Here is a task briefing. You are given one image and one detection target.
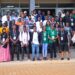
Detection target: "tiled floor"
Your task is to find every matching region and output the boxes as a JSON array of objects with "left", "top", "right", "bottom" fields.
[{"left": 0, "top": 60, "right": 75, "bottom": 75}]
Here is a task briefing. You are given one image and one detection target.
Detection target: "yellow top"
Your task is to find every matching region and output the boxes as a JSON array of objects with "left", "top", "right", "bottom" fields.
[
  {"left": 0, "top": 27, "right": 9, "bottom": 34},
  {"left": 0, "top": 27, "right": 2, "bottom": 34}
]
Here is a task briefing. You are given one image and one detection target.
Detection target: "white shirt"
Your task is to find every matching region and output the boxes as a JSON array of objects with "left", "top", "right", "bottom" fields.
[
  {"left": 43, "top": 20, "right": 47, "bottom": 26},
  {"left": 32, "top": 32, "right": 39, "bottom": 44},
  {"left": 19, "top": 25, "right": 24, "bottom": 32},
  {"left": 2, "top": 15, "right": 11, "bottom": 24},
  {"left": 61, "top": 13, "right": 65, "bottom": 18},
  {"left": 36, "top": 21, "right": 42, "bottom": 32},
  {"left": 31, "top": 15, "right": 35, "bottom": 23},
  {"left": 19, "top": 31, "right": 30, "bottom": 45}
]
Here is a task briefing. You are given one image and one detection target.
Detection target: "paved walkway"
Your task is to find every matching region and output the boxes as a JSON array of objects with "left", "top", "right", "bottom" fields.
[
  {"left": 0, "top": 48, "right": 75, "bottom": 75},
  {"left": 0, "top": 60, "right": 75, "bottom": 75}
]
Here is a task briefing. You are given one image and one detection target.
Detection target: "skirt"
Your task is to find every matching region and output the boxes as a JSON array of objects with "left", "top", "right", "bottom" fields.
[{"left": 0, "top": 45, "right": 10, "bottom": 62}]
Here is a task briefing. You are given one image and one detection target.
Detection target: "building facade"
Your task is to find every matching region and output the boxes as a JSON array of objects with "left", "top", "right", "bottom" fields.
[{"left": 0, "top": 0, "right": 75, "bottom": 15}]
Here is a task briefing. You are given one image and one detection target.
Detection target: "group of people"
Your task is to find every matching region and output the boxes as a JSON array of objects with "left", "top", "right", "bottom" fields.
[{"left": 0, "top": 9, "right": 75, "bottom": 62}]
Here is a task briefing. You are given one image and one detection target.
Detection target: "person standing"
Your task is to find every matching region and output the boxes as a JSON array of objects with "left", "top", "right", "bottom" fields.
[
  {"left": 10, "top": 25, "right": 19, "bottom": 61},
  {"left": 36, "top": 17, "right": 43, "bottom": 54},
  {"left": 0, "top": 28, "right": 10, "bottom": 62},
  {"left": 64, "top": 22, "right": 72, "bottom": 48},
  {"left": 31, "top": 26, "right": 40, "bottom": 61},
  {"left": 46, "top": 21, "right": 51, "bottom": 33},
  {"left": 19, "top": 26, "right": 30, "bottom": 60},
  {"left": 42, "top": 26, "right": 48, "bottom": 60},
  {"left": 43, "top": 16, "right": 49, "bottom": 26},
  {"left": 27, "top": 15, "right": 34, "bottom": 32},
  {"left": 58, "top": 26, "right": 70, "bottom": 60},
  {"left": 48, "top": 25, "right": 58, "bottom": 59},
  {"left": 36, "top": 17, "right": 42, "bottom": 33}
]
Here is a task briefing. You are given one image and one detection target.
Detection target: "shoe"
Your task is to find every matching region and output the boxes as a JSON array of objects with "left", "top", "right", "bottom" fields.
[
  {"left": 50, "top": 58, "right": 53, "bottom": 60},
  {"left": 61, "top": 58, "right": 64, "bottom": 60},
  {"left": 43, "top": 57, "right": 45, "bottom": 60},
  {"left": 32, "top": 58, "right": 35, "bottom": 61},
  {"left": 67, "top": 58, "right": 70, "bottom": 60},
  {"left": 20, "top": 58, "right": 24, "bottom": 61},
  {"left": 21, "top": 57, "right": 24, "bottom": 61},
  {"left": 37, "top": 58, "right": 41, "bottom": 61},
  {"left": 11, "top": 58, "right": 14, "bottom": 61},
  {"left": 44, "top": 57, "right": 47, "bottom": 60},
  {"left": 11, "top": 59, "right": 14, "bottom": 61},
  {"left": 17, "top": 58, "right": 20, "bottom": 61}
]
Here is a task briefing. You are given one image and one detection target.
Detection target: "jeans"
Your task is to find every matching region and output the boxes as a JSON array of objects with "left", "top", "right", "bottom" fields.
[
  {"left": 42, "top": 43, "right": 48, "bottom": 58},
  {"left": 32, "top": 44, "right": 39, "bottom": 59}
]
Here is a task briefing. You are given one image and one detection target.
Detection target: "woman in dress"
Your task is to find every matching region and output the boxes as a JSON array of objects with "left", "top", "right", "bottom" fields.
[{"left": 0, "top": 28, "right": 10, "bottom": 62}]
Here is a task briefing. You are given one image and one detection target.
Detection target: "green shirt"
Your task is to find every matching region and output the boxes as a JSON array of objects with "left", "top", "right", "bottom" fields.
[
  {"left": 48, "top": 29, "right": 57, "bottom": 43},
  {"left": 42, "top": 31, "right": 48, "bottom": 43},
  {"left": 46, "top": 25, "right": 51, "bottom": 31},
  {"left": 72, "top": 14, "right": 75, "bottom": 19},
  {"left": 46, "top": 25, "right": 51, "bottom": 35}
]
